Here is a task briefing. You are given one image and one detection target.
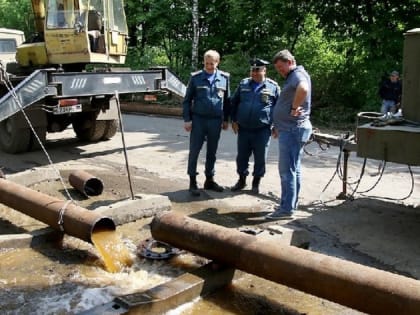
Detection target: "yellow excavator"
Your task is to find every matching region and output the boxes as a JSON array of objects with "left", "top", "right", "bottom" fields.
[
  {"left": 18, "top": 0, "right": 128, "bottom": 71},
  {"left": 0, "top": 0, "right": 185, "bottom": 153}
]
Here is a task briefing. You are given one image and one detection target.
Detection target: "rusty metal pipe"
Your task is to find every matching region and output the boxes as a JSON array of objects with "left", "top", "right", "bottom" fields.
[
  {"left": 151, "top": 211, "right": 420, "bottom": 315},
  {"left": 0, "top": 178, "right": 114, "bottom": 243},
  {"left": 69, "top": 170, "right": 104, "bottom": 196}
]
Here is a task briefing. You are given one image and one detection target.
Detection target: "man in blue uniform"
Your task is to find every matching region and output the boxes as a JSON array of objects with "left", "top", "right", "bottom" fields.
[
  {"left": 183, "top": 50, "right": 230, "bottom": 196},
  {"left": 230, "top": 58, "right": 280, "bottom": 194}
]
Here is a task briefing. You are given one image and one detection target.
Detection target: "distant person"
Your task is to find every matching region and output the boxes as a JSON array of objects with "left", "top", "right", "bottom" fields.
[
  {"left": 379, "top": 70, "right": 402, "bottom": 114},
  {"left": 57, "top": 2, "right": 66, "bottom": 27},
  {"left": 230, "top": 58, "right": 280, "bottom": 194},
  {"left": 266, "top": 49, "right": 312, "bottom": 220},
  {"left": 182, "top": 50, "right": 230, "bottom": 196}
]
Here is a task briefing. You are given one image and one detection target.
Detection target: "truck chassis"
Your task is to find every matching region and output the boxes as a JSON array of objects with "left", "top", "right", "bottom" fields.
[{"left": 0, "top": 67, "right": 186, "bottom": 153}]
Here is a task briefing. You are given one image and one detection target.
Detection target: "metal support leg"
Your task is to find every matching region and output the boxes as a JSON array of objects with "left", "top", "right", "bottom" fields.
[{"left": 337, "top": 149, "right": 351, "bottom": 200}]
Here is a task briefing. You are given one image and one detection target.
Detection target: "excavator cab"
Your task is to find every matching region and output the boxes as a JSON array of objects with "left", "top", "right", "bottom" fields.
[{"left": 16, "top": 0, "right": 128, "bottom": 70}]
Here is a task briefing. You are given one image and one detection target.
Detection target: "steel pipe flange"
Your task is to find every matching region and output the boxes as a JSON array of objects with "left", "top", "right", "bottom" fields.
[{"left": 137, "top": 238, "right": 182, "bottom": 260}]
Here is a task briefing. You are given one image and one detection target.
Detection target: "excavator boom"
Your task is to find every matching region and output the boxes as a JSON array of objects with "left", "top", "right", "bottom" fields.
[{"left": 31, "top": 0, "right": 46, "bottom": 34}]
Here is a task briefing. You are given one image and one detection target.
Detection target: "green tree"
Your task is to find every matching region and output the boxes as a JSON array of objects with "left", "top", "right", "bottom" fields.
[
  {"left": 0, "top": 0, "right": 32, "bottom": 36},
  {"left": 308, "top": 0, "right": 420, "bottom": 112},
  {"left": 125, "top": 0, "right": 193, "bottom": 77}
]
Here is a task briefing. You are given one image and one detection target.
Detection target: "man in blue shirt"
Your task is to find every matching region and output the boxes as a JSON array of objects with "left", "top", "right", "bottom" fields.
[
  {"left": 183, "top": 50, "right": 230, "bottom": 196},
  {"left": 230, "top": 58, "right": 280, "bottom": 194},
  {"left": 266, "top": 50, "right": 312, "bottom": 220}
]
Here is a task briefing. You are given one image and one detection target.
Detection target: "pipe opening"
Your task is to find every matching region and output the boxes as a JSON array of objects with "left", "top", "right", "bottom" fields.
[
  {"left": 90, "top": 217, "right": 116, "bottom": 240},
  {"left": 84, "top": 177, "right": 104, "bottom": 196}
]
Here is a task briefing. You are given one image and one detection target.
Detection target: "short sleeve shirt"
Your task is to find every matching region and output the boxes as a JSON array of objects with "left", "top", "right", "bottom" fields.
[{"left": 273, "top": 65, "right": 311, "bottom": 131}]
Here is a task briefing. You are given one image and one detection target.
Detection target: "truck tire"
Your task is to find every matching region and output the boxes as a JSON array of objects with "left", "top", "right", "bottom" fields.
[
  {"left": 73, "top": 118, "right": 107, "bottom": 142},
  {"left": 102, "top": 120, "right": 119, "bottom": 140},
  {"left": 29, "top": 127, "right": 47, "bottom": 151},
  {"left": 0, "top": 116, "right": 31, "bottom": 153}
]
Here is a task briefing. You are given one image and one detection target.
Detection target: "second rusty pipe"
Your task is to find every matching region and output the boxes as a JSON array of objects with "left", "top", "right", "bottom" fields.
[
  {"left": 69, "top": 170, "right": 104, "bottom": 196},
  {"left": 0, "top": 178, "right": 114, "bottom": 243},
  {"left": 151, "top": 211, "right": 420, "bottom": 315}
]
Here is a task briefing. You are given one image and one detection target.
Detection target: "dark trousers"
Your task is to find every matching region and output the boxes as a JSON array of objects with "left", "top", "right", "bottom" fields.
[
  {"left": 236, "top": 126, "right": 271, "bottom": 177},
  {"left": 188, "top": 115, "right": 222, "bottom": 177}
]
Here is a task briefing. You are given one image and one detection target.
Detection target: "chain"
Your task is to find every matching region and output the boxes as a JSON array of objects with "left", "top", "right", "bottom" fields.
[{"left": 57, "top": 200, "right": 72, "bottom": 231}]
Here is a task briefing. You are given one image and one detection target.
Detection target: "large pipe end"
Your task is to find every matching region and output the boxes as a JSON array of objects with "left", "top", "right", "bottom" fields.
[{"left": 89, "top": 216, "right": 116, "bottom": 243}]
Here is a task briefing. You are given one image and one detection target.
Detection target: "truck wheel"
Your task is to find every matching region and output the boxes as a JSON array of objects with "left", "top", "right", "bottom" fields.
[
  {"left": 102, "top": 120, "right": 119, "bottom": 140},
  {"left": 29, "top": 127, "right": 47, "bottom": 150},
  {"left": 0, "top": 116, "right": 31, "bottom": 153},
  {"left": 73, "top": 118, "right": 107, "bottom": 142}
]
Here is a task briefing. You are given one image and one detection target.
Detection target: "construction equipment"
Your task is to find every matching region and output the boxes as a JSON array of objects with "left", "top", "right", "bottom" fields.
[
  {"left": 0, "top": 0, "right": 186, "bottom": 153},
  {"left": 16, "top": 0, "right": 128, "bottom": 71},
  {"left": 356, "top": 28, "right": 420, "bottom": 166}
]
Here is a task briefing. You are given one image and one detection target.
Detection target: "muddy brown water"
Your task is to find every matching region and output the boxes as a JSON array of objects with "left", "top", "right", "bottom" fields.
[{"left": 0, "top": 173, "right": 361, "bottom": 314}]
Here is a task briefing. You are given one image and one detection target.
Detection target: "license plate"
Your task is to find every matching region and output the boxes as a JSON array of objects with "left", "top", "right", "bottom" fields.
[{"left": 53, "top": 104, "right": 82, "bottom": 115}]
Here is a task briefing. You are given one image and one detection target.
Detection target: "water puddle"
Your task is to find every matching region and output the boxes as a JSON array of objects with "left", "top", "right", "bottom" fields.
[{"left": 0, "top": 236, "right": 184, "bottom": 314}]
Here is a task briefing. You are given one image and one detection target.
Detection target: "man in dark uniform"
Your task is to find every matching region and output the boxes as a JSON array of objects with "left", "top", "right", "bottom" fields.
[
  {"left": 183, "top": 50, "right": 230, "bottom": 196},
  {"left": 230, "top": 58, "right": 280, "bottom": 194}
]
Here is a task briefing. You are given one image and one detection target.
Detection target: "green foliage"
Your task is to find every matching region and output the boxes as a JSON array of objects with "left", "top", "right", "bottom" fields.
[
  {"left": 0, "top": 0, "right": 32, "bottom": 36},
  {"left": 219, "top": 53, "right": 252, "bottom": 89},
  {"left": 311, "top": 105, "right": 358, "bottom": 131},
  {"left": 126, "top": 46, "right": 170, "bottom": 70},
  {"left": 292, "top": 14, "right": 347, "bottom": 108}
]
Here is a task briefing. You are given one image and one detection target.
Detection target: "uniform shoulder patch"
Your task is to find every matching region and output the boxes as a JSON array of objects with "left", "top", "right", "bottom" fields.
[
  {"left": 218, "top": 70, "right": 230, "bottom": 77},
  {"left": 240, "top": 77, "right": 252, "bottom": 84},
  {"left": 190, "top": 70, "right": 202, "bottom": 76},
  {"left": 266, "top": 78, "right": 279, "bottom": 86}
]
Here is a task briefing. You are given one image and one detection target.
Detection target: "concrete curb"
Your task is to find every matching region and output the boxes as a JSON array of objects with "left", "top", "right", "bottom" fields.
[
  {"left": 94, "top": 193, "right": 171, "bottom": 225},
  {"left": 121, "top": 103, "right": 182, "bottom": 117},
  {"left": 0, "top": 228, "right": 63, "bottom": 249}
]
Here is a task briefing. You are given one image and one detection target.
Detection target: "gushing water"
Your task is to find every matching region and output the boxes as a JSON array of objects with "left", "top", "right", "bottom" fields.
[{"left": 91, "top": 228, "right": 134, "bottom": 273}]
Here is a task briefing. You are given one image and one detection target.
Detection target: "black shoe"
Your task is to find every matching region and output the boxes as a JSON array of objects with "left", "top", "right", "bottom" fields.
[
  {"left": 231, "top": 175, "right": 246, "bottom": 192},
  {"left": 189, "top": 176, "right": 200, "bottom": 196},
  {"left": 204, "top": 177, "right": 224, "bottom": 192},
  {"left": 251, "top": 176, "right": 261, "bottom": 194}
]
